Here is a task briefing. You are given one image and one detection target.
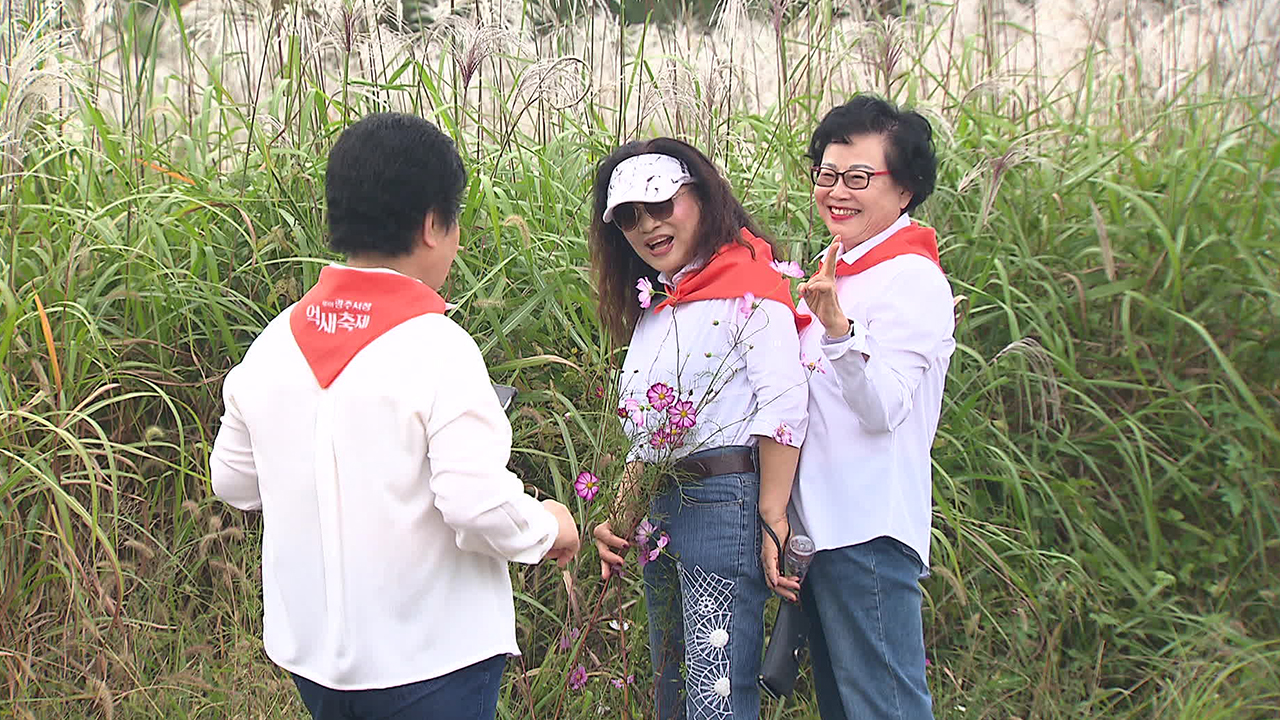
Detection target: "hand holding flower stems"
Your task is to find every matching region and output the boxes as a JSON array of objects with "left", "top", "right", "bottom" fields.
[
  {"left": 594, "top": 521, "right": 630, "bottom": 579},
  {"left": 798, "top": 238, "right": 851, "bottom": 339},
  {"left": 591, "top": 447, "right": 679, "bottom": 581},
  {"left": 592, "top": 461, "right": 644, "bottom": 580},
  {"left": 581, "top": 466, "right": 640, "bottom": 576},
  {"left": 594, "top": 515, "right": 673, "bottom": 580},
  {"left": 577, "top": 470, "right": 631, "bottom": 579}
]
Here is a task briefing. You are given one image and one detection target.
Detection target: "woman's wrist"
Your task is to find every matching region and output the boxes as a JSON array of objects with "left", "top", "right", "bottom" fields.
[
  {"left": 759, "top": 505, "right": 788, "bottom": 524},
  {"left": 822, "top": 316, "right": 851, "bottom": 339}
]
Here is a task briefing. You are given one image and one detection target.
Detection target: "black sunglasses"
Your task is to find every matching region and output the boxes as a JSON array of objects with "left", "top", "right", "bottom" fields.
[{"left": 612, "top": 187, "right": 691, "bottom": 232}]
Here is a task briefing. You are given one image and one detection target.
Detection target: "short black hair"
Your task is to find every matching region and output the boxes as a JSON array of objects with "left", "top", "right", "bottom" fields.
[
  {"left": 325, "top": 113, "right": 467, "bottom": 257},
  {"left": 807, "top": 94, "right": 937, "bottom": 213}
]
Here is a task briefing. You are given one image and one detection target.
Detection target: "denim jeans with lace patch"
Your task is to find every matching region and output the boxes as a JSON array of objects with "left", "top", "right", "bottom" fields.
[{"left": 642, "top": 461, "right": 769, "bottom": 720}]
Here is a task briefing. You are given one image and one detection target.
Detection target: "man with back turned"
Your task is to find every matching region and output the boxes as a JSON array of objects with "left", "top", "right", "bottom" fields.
[{"left": 209, "top": 112, "right": 579, "bottom": 719}]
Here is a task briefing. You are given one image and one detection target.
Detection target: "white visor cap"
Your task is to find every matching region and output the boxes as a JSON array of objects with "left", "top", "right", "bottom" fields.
[{"left": 602, "top": 153, "right": 694, "bottom": 223}]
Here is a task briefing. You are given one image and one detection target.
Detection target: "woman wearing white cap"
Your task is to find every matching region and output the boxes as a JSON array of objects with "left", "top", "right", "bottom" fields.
[{"left": 588, "top": 138, "right": 809, "bottom": 719}]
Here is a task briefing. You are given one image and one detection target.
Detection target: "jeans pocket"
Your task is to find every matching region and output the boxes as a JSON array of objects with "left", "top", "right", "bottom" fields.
[
  {"left": 677, "top": 472, "right": 747, "bottom": 507},
  {"left": 881, "top": 536, "right": 926, "bottom": 577}
]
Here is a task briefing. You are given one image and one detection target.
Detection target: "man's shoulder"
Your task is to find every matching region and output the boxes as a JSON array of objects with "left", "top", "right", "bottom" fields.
[
  {"left": 231, "top": 306, "right": 293, "bottom": 358},
  {"left": 391, "top": 312, "right": 476, "bottom": 349}
]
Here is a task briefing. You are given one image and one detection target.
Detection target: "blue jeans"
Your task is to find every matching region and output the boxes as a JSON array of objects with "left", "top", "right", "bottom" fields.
[
  {"left": 800, "top": 536, "right": 933, "bottom": 720},
  {"left": 291, "top": 655, "right": 506, "bottom": 720},
  {"left": 643, "top": 456, "right": 770, "bottom": 720}
]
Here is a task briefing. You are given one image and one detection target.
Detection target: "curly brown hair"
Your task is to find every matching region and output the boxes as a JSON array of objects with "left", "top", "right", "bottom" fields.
[{"left": 588, "top": 138, "right": 778, "bottom": 345}]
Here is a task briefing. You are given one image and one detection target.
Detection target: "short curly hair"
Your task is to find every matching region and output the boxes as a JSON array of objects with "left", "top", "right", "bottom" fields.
[
  {"left": 325, "top": 113, "right": 467, "bottom": 257},
  {"left": 807, "top": 94, "right": 937, "bottom": 213}
]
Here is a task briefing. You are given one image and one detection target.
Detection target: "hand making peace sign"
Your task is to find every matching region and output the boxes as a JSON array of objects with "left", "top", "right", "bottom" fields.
[{"left": 798, "top": 237, "right": 851, "bottom": 339}]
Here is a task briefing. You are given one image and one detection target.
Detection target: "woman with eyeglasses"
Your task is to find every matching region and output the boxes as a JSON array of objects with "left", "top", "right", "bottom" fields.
[
  {"left": 587, "top": 138, "right": 809, "bottom": 719},
  {"left": 791, "top": 95, "right": 955, "bottom": 720}
]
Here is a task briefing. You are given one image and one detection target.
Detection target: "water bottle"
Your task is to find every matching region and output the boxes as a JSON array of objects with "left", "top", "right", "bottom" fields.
[
  {"left": 758, "top": 534, "right": 815, "bottom": 699},
  {"left": 784, "top": 534, "right": 816, "bottom": 582}
]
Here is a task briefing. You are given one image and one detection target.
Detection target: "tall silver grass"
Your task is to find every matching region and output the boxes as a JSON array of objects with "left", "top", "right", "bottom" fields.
[
  {"left": 0, "top": 11, "right": 77, "bottom": 174},
  {"left": 13, "top": 0, "right": 1278, "bottom": 162}
]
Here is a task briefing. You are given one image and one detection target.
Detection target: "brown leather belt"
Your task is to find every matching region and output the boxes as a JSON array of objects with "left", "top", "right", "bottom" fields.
[{"left": 671, "top": 445, "right": 758, "bottom": 480}]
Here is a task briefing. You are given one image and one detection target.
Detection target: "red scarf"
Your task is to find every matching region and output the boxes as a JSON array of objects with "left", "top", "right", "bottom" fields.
[
  {"left": 289, "top": 266, "right": 447, "bottom": 388},
  {"left": 652, "top": 228, "right": 811, "bottom": 331},
  {"left": 834, "top": 221, "right": 942, "bottom": 276}
]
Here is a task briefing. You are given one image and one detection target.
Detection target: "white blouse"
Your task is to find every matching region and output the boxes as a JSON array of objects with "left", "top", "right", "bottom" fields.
[
  {"left": 793, "top": 215, "right": 956, "bottom": 568},
  {"left": 617, "top": 264, "right": 810, "bottom": 463},
  {"left": 210, "top": 267, "right": 558, "bottom": 690}
]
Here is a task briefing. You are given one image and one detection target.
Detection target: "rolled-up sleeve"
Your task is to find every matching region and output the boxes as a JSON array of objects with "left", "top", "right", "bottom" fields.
[
  {"left": 210, "top": 368, "right": 263, "bottom": 511},
  {"left": 821, "top": 264, "right": 954, "bottom": 433},
  {"left": 422, "top": 324, "right": 558, "bottom": 564},
  {"left": 737, "top": 298, "right": 809, "bottom": 446}
]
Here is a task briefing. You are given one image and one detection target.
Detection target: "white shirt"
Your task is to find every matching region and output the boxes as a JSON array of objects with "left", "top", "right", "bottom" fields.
[
  {"left": 793, "top": 214, "right": 955, "bottom": 568},
  {"left": 618, "top": 262, "right": 809, "bottom": 462},
  {"left": 210, "top": 269, "right": 558, "bottom": 690}
]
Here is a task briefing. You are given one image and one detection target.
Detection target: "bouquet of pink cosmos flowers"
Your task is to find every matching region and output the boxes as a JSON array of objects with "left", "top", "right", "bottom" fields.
[
  {"left": 572, "top": 272, "right": 816, "bottom": 560},
  {"left": 569, "top": 379, "right": 686, "bottom": 568},
  {"left": 617, "top": 380, "right": 700, "bottom": 452}
]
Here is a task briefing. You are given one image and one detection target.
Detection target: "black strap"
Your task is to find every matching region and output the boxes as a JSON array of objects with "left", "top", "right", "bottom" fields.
[{"left": 759, "top": 514, "right": 788, "bottom": 578}]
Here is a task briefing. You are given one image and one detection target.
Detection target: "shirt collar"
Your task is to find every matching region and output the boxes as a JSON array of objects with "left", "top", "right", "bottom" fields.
[
  {"left": 811, "top": 213, "right": 912, "bottom": 266},
  {"left": 329, "top": 263, "right": 458, "bottom": 311},
  {"left": 658, "top": 253, "right": 711, "bottom": 287},
  {"left": 330, "top": 262, "right": 411, "bottom": 277}
]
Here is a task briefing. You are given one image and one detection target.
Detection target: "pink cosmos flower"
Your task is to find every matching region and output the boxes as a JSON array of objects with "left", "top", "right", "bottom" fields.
[
  {"left": 773, "top": 422, "right": 794, "bottom": 446},
  {"left": 667, "top": 400, "right": 697, "bottom": 429},
  {"left": 558, "top": 626, "right": 580, "bottom": 652},
  {"left": 617, "top": 397, "right": 643, "bottom": 424},
  {"left": 636, "top": 277, "right": 654, "bottom": 309},
  {"left": 667, "top": 427, "right": 687, "bottom": 449},
  {"left": 649, "top": 426, "right": 670, "bottom": 449},
  {"left": 611, "top": 675, "right": 636, "bottom": 688},
  {"left": 647, "top": 382, "right": 675, "bottom": 411},
  {"left": 569, "top": 664, "right": 588, "bottom": 691},
  {"left": 634, "top": 519, "right": 657, "bottom": 545},
  {"left": 801, "top": 353, "right": 827, "bottom": 375},
  {"left": 646, "top": 533, "right": 670, "bottom": 563},
  {"left": 739, "top": 292, "right": 758, "bottom": 319},
  {"left": 636, "top": 530, "right": 670, "bottom": 567},
  {"left": 771, "top": 259, "right": 805, "bottom": 278},
  {"left": 574, "top": 471, "right": 601, "bottom": 501}
]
